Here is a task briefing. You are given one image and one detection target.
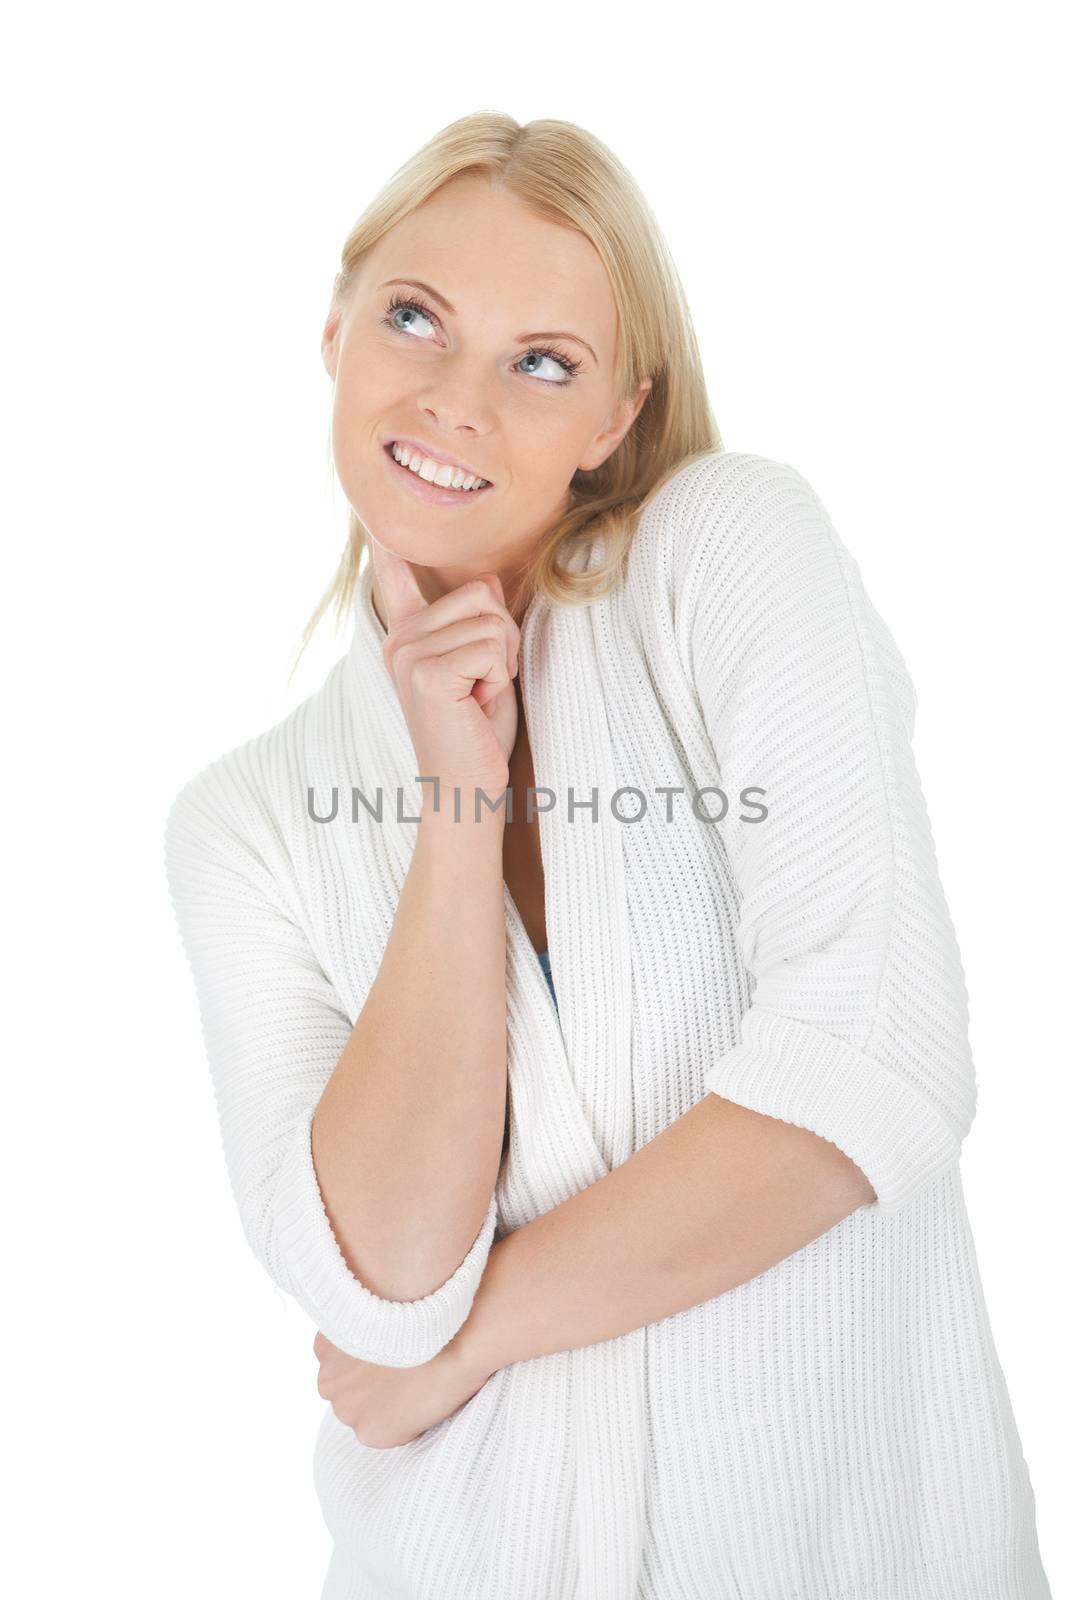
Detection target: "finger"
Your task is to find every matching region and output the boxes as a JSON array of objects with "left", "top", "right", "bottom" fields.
[
  {"left": 420, "top": 639, "right": 513, "bottom": 702},
  {"left": 389, "top": 612, "right": 517, "bottom": 674},
  {"left": 434, "top": 581, "right": 523, "bottom": 671},
  {"left": 369, "top": 538, "right": 429, "bottom": 633},
  {"left": 377, "top": 567, "right": 519, "bottom": 661},
  {"left": 480, "top": 576, "right": 517, "bottom": 671}
]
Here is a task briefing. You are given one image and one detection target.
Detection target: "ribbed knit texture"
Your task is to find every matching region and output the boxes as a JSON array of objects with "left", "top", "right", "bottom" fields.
[{"left": 164, "top": 450, "right": 1050, "bottom": 1599}]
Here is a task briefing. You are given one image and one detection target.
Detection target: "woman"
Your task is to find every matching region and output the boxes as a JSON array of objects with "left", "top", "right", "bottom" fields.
[{"left": 164, "top": 113, "right": 1051, "bottom": 1598}]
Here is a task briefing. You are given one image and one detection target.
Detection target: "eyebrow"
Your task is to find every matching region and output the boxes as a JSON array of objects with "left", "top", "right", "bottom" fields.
[{"left": 377, "top": 277, "right": 599, "bottom": 366}]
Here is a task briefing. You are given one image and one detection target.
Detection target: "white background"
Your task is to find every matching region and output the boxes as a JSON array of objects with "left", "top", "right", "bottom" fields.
[{"left": 4, "top": 1, "right": 1063, "bottom": 1595}]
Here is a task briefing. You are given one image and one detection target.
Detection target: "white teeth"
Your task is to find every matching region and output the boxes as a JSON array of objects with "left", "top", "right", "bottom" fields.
[{"left": 390, "top": 442, "right": 488, "bottom": 491}]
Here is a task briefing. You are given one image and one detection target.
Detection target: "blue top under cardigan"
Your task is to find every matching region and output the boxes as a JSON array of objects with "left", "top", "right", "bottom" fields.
[{"left": 536, "top": 948, "right": 557, "bottom": 1010}]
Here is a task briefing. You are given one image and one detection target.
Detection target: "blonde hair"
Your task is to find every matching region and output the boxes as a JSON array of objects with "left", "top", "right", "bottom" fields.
[{"left": 294, "top": 110, "right": 722, "bottom": 674}]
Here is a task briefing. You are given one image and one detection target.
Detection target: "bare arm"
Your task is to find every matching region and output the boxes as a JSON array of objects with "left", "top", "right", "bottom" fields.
[
  {"left": 311, "top": 800, "right": 509, "bottom": 1305},
  {"left": 453, "top": 1091, "right": 874, "bottom": 1375},
  {"left": 165, "top": 765, "right": 508, "bottom": 1367}
]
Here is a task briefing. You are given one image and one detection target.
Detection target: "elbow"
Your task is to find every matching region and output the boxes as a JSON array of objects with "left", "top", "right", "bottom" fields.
[
  {"left": 703, "top": 1007, "right": 976, "bottom": 1219},
  {"left": 230, "top": 1107, "right": 499, "bottom": 1367},
  {"left": 308, "top": 1109, "right": 490, "bottom": 1307},
  {"left": 830, "top": 1145, "right": 878, "bottom": 1213},
  {"left": 789, "top": 1124, "right": 879, "bottom": 1227},
  {"left": 335, "top": 1229, "right": 491, "bottom": 1310}
]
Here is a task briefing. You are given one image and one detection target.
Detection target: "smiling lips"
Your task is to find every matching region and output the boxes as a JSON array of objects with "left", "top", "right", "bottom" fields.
[{"left": 387, "top": 440, "right": 492, "bottom": 491}]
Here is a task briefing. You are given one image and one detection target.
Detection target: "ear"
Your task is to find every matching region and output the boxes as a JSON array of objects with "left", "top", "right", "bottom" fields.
[
  {"left": 322, "top": 279, "right": 344, "bottom": 381},
  {"left": 577, "top": 377, "right": 654, "bottom": 473}
]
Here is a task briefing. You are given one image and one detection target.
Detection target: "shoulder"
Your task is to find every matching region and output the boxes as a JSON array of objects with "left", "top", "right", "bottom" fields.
[
  {"left": 624, "top": 447, "right": 846, "bottom": 649},
  {"left": 163, "top": 677, "right": 331, "bottom": 900},
  {"left": 641, "top": 449, "right": 917, "bottom": 730},
  {"left": 626, "top": 448, "right": 916, "bottom": 719},
  {"left": 627, "top": 449, "right": 841, "bottom": 602},
  {"left": 636, "top": 447, "right": 838, "bottom": 585}
]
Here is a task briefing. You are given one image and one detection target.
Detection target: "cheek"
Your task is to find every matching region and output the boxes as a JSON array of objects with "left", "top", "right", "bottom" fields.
[
  {"left": 511, "top": 410, "right": 589, "bottom": 484},
  {"left": 330, "top": 368, "right": 393, "bottom": 488},
  {"left": 333, "top": 348, "right": 391, "bottom": 430}
]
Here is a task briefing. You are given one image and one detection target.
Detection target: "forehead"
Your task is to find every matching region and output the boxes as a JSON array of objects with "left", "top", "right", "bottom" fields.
[{"left": 364, "top": 176, "right": 617, "bottom": 333}]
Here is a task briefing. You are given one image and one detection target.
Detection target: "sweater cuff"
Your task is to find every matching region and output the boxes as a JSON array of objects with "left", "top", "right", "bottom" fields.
[
  {"left": 270, "top": 1104, "right": 499, "bottom": 1366},
  {"left": 702, "top": 1008, "right": 962, "bottom": 1214}
]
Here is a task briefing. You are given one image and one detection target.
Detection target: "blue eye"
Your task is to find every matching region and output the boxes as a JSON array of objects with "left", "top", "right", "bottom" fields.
[
  {"left": 380, "top": 291, "right": 582, "bottom": 387},
  {"left": 385, "top": 298, "right": 435, "bottom": 339},
  {"left": 515, "top": 348, "right": 579, "bottom": 385}
]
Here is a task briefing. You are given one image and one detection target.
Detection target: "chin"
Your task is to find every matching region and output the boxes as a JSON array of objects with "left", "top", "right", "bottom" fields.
[{"left": 357, "top": 508, "right": 459, "bottom": 564}]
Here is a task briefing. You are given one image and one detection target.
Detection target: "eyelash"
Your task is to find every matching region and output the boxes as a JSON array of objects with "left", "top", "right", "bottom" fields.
[{"left": 380, "top": 291, "right": 583, "bottom": 386}]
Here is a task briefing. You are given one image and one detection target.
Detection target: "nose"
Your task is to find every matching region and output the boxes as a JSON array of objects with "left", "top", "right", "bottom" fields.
[{"left": 416, "top": 352, "right": 494, "bottom": 438}]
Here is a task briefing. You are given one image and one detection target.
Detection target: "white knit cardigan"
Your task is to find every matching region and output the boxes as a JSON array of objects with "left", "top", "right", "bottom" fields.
[{"left": 164, "top": 450, "right": 1051, "bottom": 1600}]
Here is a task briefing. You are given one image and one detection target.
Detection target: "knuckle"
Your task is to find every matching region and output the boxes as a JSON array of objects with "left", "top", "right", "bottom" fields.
[{"left": 409, "top": 657, "right": 434, "bottom": 694}]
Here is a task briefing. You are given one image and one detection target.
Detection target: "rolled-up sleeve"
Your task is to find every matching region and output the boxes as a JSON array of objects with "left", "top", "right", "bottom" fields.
[
  {"left": 679, "top": 457, "right": 977, "bottom": 1214},
  {"left": 163, "top": 775, "right": 498, "bottom": 1365}
]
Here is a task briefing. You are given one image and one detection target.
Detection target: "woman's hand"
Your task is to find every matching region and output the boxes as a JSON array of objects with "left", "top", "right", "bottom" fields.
[
  {"left": 370, "top": 536, "right": 521, "bottom": 800},
  {"left": 313, "top": 1330, "right": 497, "bottom": 1450}
]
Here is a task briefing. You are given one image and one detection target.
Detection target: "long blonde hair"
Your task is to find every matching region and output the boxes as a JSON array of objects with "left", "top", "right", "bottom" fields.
[{"left": 295, "top": 110, "right": 722, "bottom": 672}]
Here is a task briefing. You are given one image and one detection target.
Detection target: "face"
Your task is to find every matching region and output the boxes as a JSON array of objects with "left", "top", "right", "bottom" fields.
[{"left": 321, "top": 172, "right": 651, "bottom": 618}]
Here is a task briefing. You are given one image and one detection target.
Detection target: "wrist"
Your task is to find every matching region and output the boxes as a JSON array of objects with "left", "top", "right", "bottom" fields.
[
  {"left": 447, "top": 1245, "right": 505, "bottom": 1380},
  {"left": 446, "top": 1319, "right": 500, "bottom": 1385},
  {"left": 416, "top": 786, "right": 510, "bottom": 833}
]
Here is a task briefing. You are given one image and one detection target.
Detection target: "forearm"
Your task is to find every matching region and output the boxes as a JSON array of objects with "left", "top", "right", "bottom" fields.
[
  {"left": 455, "top": 1090, "right": 876, "bottom": 1373},
  {"left": 312, "top": 800, "right": 508, "bottom": 1304}
]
